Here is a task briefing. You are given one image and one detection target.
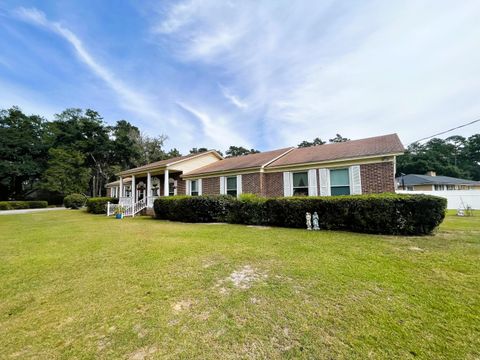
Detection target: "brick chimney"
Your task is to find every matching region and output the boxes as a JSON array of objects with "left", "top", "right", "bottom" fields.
[{"left": 425, "top": 171, "right": 436, "bottom": 177}]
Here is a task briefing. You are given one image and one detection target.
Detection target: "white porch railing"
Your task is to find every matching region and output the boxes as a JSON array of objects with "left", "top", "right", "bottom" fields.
[
  {"left": 119, "top": 196, "right": 131, "bottom": 206},
  {"left": 107, "top": 198, "right": 147, "bottom": 217},
  {"left": 147, "top": 196, "right": 159, "bottom": 208}
]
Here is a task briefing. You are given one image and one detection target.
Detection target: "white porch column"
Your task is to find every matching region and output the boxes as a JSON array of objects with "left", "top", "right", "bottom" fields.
[
  {"left": 164, "top": 169, "right": 169, "bottom": 197},
  {"left": 119, "top": 176, "right": 124, "bottom": 197},
  {"left": 147, "top": 172, "right": 152, "bottom": 207},
  {"left": 131, "top": 175, "right": 136, "bottom": 205}
]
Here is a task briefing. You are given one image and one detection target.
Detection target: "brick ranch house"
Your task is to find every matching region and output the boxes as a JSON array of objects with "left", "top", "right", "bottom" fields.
[{"left": 106, "top": 134, "right": 404, "bottom": 216}]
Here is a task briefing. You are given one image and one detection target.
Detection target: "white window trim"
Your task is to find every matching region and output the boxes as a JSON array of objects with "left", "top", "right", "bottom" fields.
[{"left": 225, "top": 175, "right": 240, "bottom": 197}]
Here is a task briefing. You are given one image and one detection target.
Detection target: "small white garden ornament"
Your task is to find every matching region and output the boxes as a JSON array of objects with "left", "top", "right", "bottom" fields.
[
  {"left": 306, "top": 212, "right": 312, "bottom": 230},
  {"left": 312, "top": 212, "right": 320, "bottom": 231}
]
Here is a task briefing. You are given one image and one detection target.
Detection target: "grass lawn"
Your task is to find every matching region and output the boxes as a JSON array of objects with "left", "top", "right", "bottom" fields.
[{"left": 0, "top": 210, "right": 479, "bottom": 359}]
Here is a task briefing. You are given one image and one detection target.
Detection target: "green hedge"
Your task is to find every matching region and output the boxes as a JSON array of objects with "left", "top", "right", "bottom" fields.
[
  {"left": 64, "top": 194, "right": 86, "bottom": 209},
  {"left": 154, "top": 194, "right": 446, "bottom": 235},
  {"left": 86, "top": 197, "right": 118, "bottom": 214},
  {"left": 0, "top": 200, "right": 48, "bottom": 210},
  {"left": 154, "top": 195, "right": 234, "bottom": 222}
]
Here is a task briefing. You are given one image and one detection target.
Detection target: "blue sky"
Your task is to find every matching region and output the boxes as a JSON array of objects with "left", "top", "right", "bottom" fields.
[{"left": 1, "top": 0, "right": 480, "bottom": 152}]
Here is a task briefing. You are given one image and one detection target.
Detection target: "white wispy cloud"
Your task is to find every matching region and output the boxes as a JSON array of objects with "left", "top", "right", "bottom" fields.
[
  {"left": 219, "top": 85, "right": 248, "bottom": 109},
  {"left": 13, "top": 7, "right": 173, "bottom": 127},
  {"left": 176, "top": 101, "right": 251, "bottom": 149},
  {"left": 153, "top": 0, "right": 480, "bottom": 147}
]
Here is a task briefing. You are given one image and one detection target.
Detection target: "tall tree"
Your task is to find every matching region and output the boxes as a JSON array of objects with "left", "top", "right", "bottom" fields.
[
  {"left": 49, "top": 109, "right": 113, "bottom": 196},
  {"left": 0, "top": 107, "right": 48, "bottom": 200},
  {"left": 329, "top": 134, "right": 350, "bottom": 143},
  {"left": 111, "top": 120, "right": 142, "bottom": 169},
  {"left": 225, "top": 146, "right": 260, "bottom": 158},
  {"left": 298, "top": 137, "right": 326, "bottom": 148},
  {"left": 135, "top": 133, "right": 169, "bottom": 165},
  {"left": 189, "top": 147, "right": 209, "bottom": 154},
  {"left": 39, "top": 148, "right": 91, "bottom": 196}
]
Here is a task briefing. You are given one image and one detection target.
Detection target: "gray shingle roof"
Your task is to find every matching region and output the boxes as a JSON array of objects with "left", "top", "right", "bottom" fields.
[{"left": 397, "top": 174, "right": 480, "bottom": 186}]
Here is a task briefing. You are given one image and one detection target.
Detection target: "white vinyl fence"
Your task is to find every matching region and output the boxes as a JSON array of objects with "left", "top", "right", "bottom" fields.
[{"left": 396, "top": 190, "right": 480, "bottom": 210}]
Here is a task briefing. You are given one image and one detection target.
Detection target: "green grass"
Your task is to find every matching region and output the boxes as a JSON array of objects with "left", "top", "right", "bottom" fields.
[{"left": 0, "top": 211, "right": 479, "bottom": 359}]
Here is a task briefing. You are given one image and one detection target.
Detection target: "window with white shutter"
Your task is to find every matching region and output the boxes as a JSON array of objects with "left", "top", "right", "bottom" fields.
[
  {"left": 349, "top": 166, "right": 362, "bottom": 194},
  {"left": 283, "top": 172, "right": 292, "bottom": 196},
  {"left": 319, "top": 168, "right": 331, "bottom": 196}
]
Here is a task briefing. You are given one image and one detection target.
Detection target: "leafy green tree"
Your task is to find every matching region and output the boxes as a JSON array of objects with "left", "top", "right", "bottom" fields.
[
  {"left": 189, "top": 147, "right": 209, "bottom": 154},
  {"left": 396, "top": 136, "right": 478, "bottom": 179},
  {"left": 225, "top": 146, "right": 260, "bottom": 158},
  {"left": 135, "top": 134, "right": 169, "bottom": 165},
  {"left": 40, "top": 148, "right": 91, "bottom": 196},
  {"left": 49, "top": 109, "right": 113, "bottom": 196},
  {"left": 298, "top": 137, "right": 326, "bottom": 148},
  {"left": 111, "top": 120, "right": 142, "bottom": 169},
  {"left": 329, "top": 134, "right": 350, "bottom": 143},
  {"left": 0, "top": 107, "right": 48, "bottom": 200},
  {"left": 166, "top": 148, "right": 182, "bottom": 158}
]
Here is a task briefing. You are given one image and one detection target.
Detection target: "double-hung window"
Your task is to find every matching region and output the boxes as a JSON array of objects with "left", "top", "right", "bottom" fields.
[
  {"left": 330, "top": 168, "right": 350, "bottom": 195},
  {"left": 226, "top": 176, "right": 237, "bottom": 197},
  {"left": 191, "top": 180, "right": 199, "bottom": 196},
  {"left": 292, "top": 172, "right": 309, "bottom": 196}
]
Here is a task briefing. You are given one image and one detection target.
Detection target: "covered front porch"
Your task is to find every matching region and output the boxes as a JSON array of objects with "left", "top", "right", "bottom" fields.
[
  {"left": 108, "top": 169, "right": 182, "bottom": 209},
  {"left": 105, "top": 151, "right": 222, "bottom": 216}
]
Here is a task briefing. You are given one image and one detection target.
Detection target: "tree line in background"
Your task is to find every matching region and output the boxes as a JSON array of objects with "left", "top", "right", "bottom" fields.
[
  {"left": 1, "top": 106, "right": 479, "bottom": 202},
  {"left": 396, "top": 135, "right": 480, "bottom": 180},
  {"left": 0, "top": 106, "right": 264, "bottom": 202}
]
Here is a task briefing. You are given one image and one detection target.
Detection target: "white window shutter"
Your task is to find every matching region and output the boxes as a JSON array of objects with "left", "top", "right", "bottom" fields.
[
  {"left": 319, "top": 168, "right": 331, "bottom": 196},
  {"left": 308, "top": 169, "right": 318, "bottom": 196},
  {"left": 283, "top": 172, "right": 292, "bottom": 197},
  {"left": 186, "top": 180, "right": 191, "bottom": 195},
  {"left": 220, "top": 176, "right": 226, "bottom": 195},
  {"left": 198, "top": 179, "right": 202, "bottom": 196},
  {"left": 237, "top": 175, "right": 242, "bottom": 196},
  {"left": 349, "top": 165, "right": 362, "bottom": 194}
]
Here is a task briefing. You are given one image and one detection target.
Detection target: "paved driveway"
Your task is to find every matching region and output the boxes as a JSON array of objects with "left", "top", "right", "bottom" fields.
[{"left": 0, "top": 207, "right": 67, "bottom": 215}]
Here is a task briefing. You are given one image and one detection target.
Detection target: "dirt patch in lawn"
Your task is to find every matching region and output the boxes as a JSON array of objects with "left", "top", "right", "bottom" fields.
[
  {"left": 128, "top": 346, "right": 157, "bottom": 360},
  {"left": 172, "top": 299, "right": 196, "bottom": 313},
  {"left": 215, "top": 265, "right": 268, "bottom": 294}
]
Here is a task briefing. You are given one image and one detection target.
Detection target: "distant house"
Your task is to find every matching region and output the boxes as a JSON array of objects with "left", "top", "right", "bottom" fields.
[
  {"left": 396, "top": 172, "right": 480, "bottom": 191},
  {"left": 106, "top": 133, "right": 404, "bottom": 216}
]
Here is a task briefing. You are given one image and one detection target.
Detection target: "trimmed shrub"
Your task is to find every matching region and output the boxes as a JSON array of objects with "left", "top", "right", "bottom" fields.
[
  {"left": 64, "top": 194, "right": 86, "bottom": 209},
  {"left": 153, "top": 194, "right": 446, "bottom": 236},
  {"left": 86, "top": 197, "right": 118, "bottom": 214},
  {"left": 154, "top": 195, "right": 235, "bottom": 222},
  {"left": 25, "top": 201, "right": 48, "bottom": 209},
  {"left": 0, "top": 200, "right": 48, "bottom": 210},
  {"left": 226, "top": 193, "right": 267, "bottom": 225}
]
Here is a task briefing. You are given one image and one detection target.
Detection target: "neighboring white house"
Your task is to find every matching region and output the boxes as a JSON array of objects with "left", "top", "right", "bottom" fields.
[{"left": 396, "top": 172, "right": 480, "bottom": 209}]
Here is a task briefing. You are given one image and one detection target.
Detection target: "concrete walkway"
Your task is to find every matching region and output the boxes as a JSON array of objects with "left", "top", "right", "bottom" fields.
[{"left": 0, "top": 207, "right": 66, "bottom": 215}]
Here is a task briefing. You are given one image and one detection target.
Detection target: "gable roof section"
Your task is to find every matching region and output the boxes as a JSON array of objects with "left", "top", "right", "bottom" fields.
[
  {"left": 183, "top": 147, "right": 294, "bottom": 177},
  {"left": 266, "top": 134, "right": 404, "bottom": 168},
  {"left": 398, "top": 174, "right": 480, "bottom": 186},
  {"left": 117, "top": 150, "right": 222, "bottom": 176}
]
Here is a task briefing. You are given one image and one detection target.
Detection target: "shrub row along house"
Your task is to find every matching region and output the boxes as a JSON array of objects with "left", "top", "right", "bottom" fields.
[{"left": 106, "top": 133, "right": 404, "bottom": 216}]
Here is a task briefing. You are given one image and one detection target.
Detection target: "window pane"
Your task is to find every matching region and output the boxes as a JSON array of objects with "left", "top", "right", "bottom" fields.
[
  {"left": 330, "top": 169, "right": 349, "bottom": 186},
  {"left": 191, "top": 180, "right": 197, "bottom": 192},
  {"left": 227, "top": 176, "right": 237, "bottom": 190},
  {"left": 191, "top": 191, "right": 198, "bottom": 196},
  {"left": 293, "top": 172, "right": 308, "bottom": 187},
  {"left": 227, "top": 190, "right": 237, "bottom": 197},
  {"left": 293, "top": 188, "right": 309, "bottom": 196},
  {"left": 331, "top": 186, "right": 350, "bottom": 196}
]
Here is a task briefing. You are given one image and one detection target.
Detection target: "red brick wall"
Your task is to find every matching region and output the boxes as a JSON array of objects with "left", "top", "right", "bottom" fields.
[
  {"left": 171, "top": 172, "right": 185, "bottom": 195},
  {"left": 360, "top": 162, "right": 395, "bottom": 194},
  {"left": 264, "top": 172, "right": 283, "bottom": 197},
  {"left": 242, "top": 173, "right": 262, "bottom": 195},
  {"left": 202, "top": 177, "right": 220, "bottom": 195}
]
